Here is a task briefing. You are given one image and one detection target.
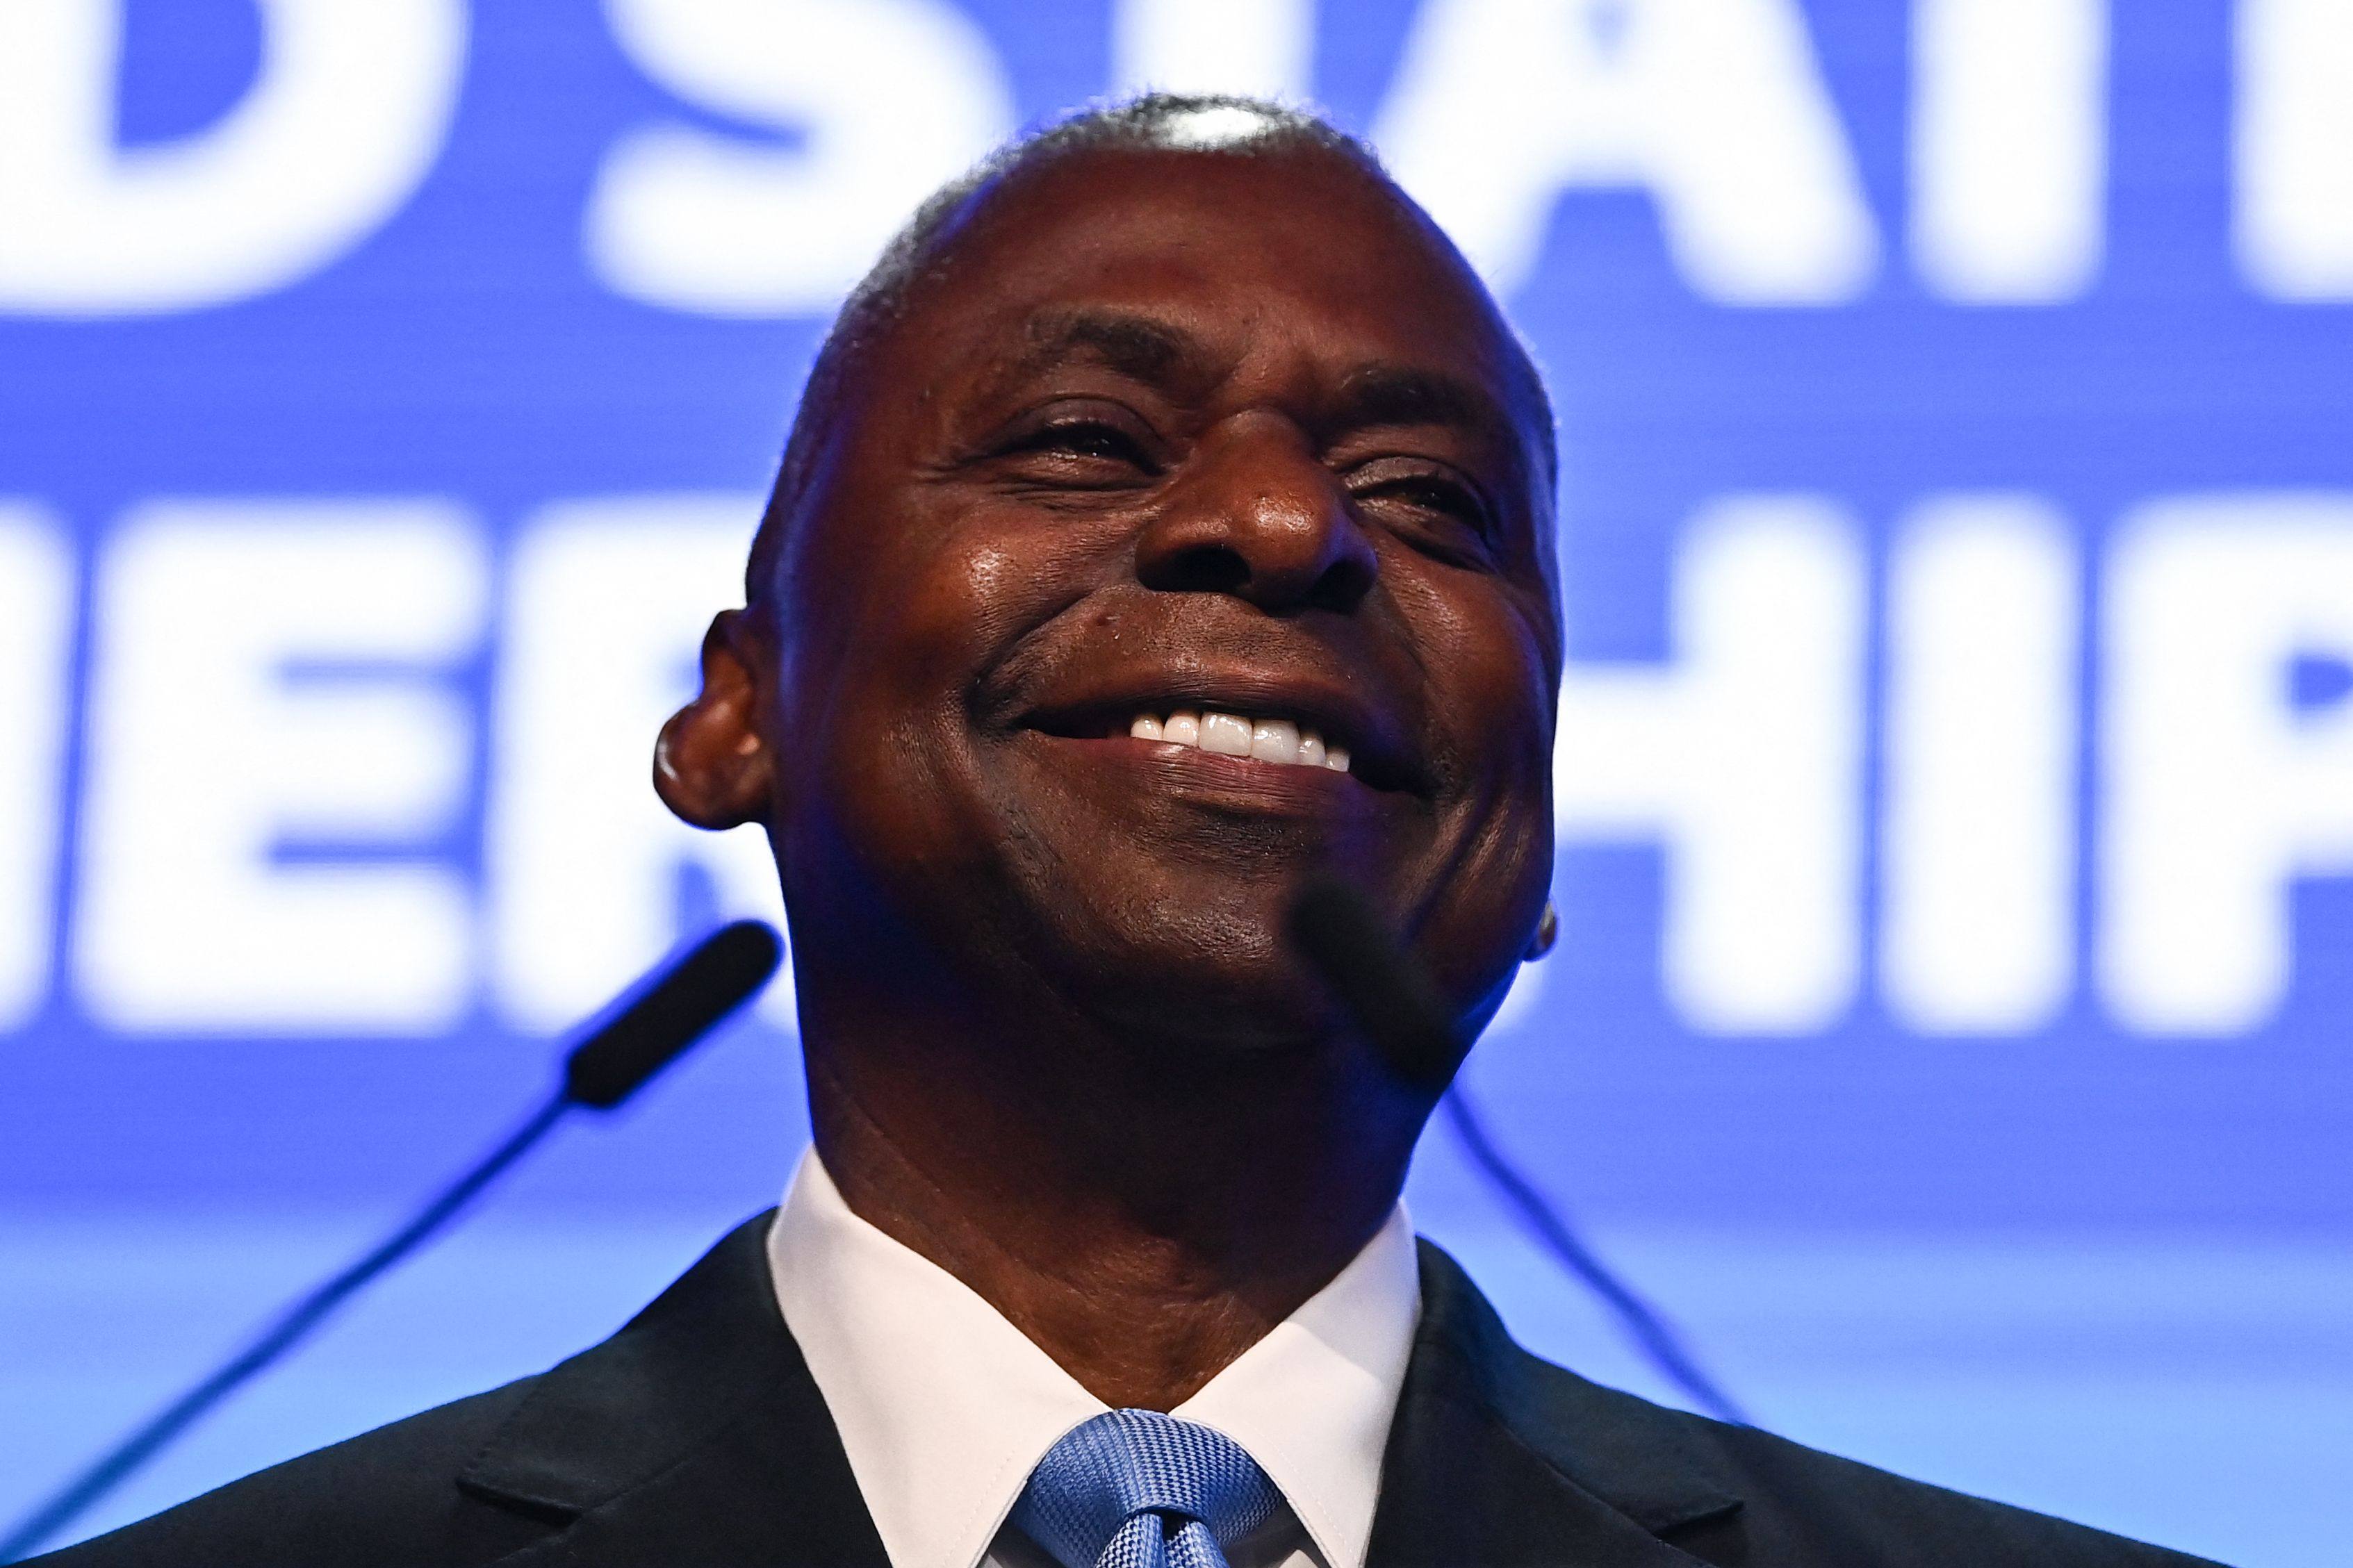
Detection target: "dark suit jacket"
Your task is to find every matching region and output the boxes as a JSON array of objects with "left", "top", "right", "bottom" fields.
[{"left": 37, "top": 1214, "right": 2224, "bottom": 1566}]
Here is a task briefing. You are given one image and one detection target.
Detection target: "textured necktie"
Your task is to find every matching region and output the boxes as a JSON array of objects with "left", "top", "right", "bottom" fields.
[{"left": 1010, "top": 1408, "right": 1287, "bottom": 1568}]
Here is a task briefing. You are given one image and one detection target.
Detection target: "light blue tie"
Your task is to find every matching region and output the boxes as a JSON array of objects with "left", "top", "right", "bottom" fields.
[{"left": 1010, "top": 1409, "right": 1287, "bottom": 1568}]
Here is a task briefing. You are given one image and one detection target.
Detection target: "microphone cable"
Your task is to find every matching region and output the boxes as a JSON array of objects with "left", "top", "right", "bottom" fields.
[
  {"left": 1287, "top": 877, "right": 1752, "bottom": 1428},
  {"left": 1441, "top": 1085, "right": 1751, "bottom": 1426}
]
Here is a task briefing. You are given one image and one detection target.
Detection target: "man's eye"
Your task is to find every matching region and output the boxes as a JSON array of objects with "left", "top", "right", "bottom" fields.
[
  {"left": 1361, "top": 474, "right": 1492, "bottom": 536},
  {"left": 1010, "top": 420, "right": 1152, "bottom": 468}
]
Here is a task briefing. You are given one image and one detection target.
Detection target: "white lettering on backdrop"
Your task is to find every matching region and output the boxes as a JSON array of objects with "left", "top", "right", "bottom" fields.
[
  {"left": 489, "top": 497, "right": 796, "bottom": 1034},
  {"left": 9, "top": 492, "right": 2353, "bottom": 1037},
  {"left": 0, "top": 0, "right": 464, "bottom": 316},
  {"left": 10, "top": 1, "right": 2353, "bottom": 312},
  {"left": 2236, "top": 0, "right": 2353, "bottom": 299},
  {"left": 1375, "top": 0, "right": 1879, "bottom": 303},
  {"left": 2103, "top": 496, "right": 2353, "bottom": 1033},
  {"left": 1880, "top": 496, "right": 2079, "bottom": 1033},
  {"left": 1910, "top": 0, "right": 2108, "bottom": 302},
  {"left": 0, "top": 508, "right": 72, "bottom": 1031},
  {"left": 1552, "top": 497, "right": 1868, "bottom": 1033},
  {"left": 586, "top": 0, "right": 1015, "bottom": 315},
  {"left": 74, "top": 504, "right": 484, "bottom": 1031}
]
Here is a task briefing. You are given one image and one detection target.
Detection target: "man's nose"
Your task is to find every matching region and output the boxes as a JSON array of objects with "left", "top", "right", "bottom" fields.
[{"left": 1133, "top": 422, "right": 1378, "bottom": 614}]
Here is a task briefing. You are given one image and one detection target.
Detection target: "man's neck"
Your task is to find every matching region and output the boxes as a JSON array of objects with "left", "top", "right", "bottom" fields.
[{"left": 798, "top": 989, "right": 1427, "bottom": 1411}]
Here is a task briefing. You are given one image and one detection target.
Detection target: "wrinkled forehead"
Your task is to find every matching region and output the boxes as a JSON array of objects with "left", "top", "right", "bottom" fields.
[{"left": 887, "top": 145, "right": 1554, "bottom": 472}]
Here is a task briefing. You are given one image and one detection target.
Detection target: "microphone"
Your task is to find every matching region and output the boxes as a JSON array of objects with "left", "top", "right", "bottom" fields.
[
  {"left": 1286, "top": 875, "right": 1465, "bottom": 1091},
  {"left": 0, "top": 920, "right": 782, "bottom": 1564},
  {"left": 566, "top": 919, "right": 782, "bottom": 1107},
  {"left": 1283, "top": 878, "right": 1751, "bottom": 1428}
]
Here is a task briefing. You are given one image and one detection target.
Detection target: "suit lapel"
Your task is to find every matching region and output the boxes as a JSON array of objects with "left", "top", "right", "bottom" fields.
[
  {"left": 455, "top": 1212, "right": 890, "bottom": 1568},
  {"left": 1366, "top": 1242, "right": 1744, "bottom": 1568},
  {"left": 448, "top": 1219, "right": 1744, "bottom": 1567}
]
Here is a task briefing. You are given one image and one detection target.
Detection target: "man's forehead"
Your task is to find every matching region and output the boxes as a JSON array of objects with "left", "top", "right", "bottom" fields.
[
  {"left": 897, "top": 154, "right": 1546, "bottom": 436},
  {"left": 933, "top": 146, "right": 1493, "bottom": 334}
]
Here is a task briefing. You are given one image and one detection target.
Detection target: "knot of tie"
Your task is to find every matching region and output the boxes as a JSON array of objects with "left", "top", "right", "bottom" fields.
[{"left": 1010, "top": 1409, "right": 1286, "bottom": 1568}]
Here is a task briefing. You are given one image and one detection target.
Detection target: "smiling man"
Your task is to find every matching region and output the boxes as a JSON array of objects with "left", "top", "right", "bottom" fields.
[{"left": 43, "top": 97, "right": 2219, "bottom": 1568}]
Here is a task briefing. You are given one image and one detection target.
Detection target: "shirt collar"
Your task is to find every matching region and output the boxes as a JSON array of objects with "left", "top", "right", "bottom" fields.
[{"left": 767, "top": 1150, "right": 1420, "bottom": 1568}]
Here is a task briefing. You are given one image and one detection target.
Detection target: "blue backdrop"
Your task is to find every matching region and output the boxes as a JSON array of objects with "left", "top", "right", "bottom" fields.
[{"left": 5, "top": 3, "right": 2350, "bottom": 1562}]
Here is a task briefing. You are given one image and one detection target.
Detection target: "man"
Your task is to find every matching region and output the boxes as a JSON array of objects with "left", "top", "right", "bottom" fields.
[{"left": 42, "top": 96, "right": 2219, "bottom": 1567}]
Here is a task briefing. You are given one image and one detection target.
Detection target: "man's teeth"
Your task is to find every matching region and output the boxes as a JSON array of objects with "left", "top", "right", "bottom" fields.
[
  {"left": 1129, "top": 709, "right": 1352, "bottom": 773},
  {"left": 1249, "top": 718, "right": 1297, "bottom": 764}
]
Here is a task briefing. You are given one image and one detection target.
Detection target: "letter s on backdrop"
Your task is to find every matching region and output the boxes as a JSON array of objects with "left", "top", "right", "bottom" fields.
[{"left": 588, "top": 0, "right": 1016, "bottom": 317}]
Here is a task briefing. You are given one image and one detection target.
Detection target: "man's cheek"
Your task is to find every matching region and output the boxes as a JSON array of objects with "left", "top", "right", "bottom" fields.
[{"left": 896, "top": 536, "right": 1065, "bottom": 685}]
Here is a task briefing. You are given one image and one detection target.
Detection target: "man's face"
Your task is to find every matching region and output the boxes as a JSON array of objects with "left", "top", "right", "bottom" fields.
[{"left": 766, "top": 144, "right": 1559, "bottom": 1047}]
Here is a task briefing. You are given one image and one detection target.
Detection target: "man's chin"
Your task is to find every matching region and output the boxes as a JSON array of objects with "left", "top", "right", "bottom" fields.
[
  {"left": 1042, "top": 922, "right": 1346, "bottom": 1059},
  {"left": 1083, "top": 987, "right": 1338, "bottom": 1059}
]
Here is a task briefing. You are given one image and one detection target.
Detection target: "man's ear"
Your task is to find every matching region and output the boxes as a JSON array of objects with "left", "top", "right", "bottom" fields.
[{"left": 655, "top": 609, "right": 775, "bottom": 830}]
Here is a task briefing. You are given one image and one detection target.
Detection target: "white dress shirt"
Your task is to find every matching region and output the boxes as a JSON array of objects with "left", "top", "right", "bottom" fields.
[{"left": 766, "top": 1152, "right": 1422, "bottom": 1568}]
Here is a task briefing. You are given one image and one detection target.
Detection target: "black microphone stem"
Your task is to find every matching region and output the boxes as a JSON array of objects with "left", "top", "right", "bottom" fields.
[
  {"left": 1, "top": 918, "right": 781, "bottom": 1563},
  {"left": 0, "top": 1094, "right": 571, "bottom": 1563}
]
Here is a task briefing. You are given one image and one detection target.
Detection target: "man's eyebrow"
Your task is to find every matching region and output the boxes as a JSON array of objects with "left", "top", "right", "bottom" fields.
[
  {"left": 1332, "top": 365, "right": 1493, "bottom": 430},
  {"left": 1012, "top": 310, "right": 1217, "bottom": 390},
  {"left": 1331, "top": 364, "right": 1526, "bottom": 461}
]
